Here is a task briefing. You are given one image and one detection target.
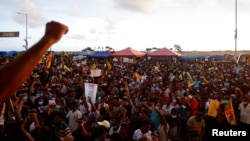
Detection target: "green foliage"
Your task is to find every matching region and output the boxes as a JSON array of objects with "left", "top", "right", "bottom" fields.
[{"left": 173, "top": 44, "right": 182, "bottom": 52}]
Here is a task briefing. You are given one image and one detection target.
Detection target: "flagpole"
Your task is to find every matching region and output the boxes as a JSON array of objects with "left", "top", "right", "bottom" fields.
[{"left": 234, "top": 0, "right": 237, "bottom": 57}]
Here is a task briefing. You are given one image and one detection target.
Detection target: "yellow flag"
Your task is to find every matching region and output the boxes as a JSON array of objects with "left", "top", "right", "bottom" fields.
[
  {"left": 106, "top": 61, "right": 112, "bottom": 70},
  {"left": 91, "top": 63, "right": 96, "bottom": 69},
  {"left": 154, "top": 66, "right": 160, "bottom": 72},
  {"left": 64, "top": 65, "right": 72, "bottom": 72},
  {"left": 8, "top": 99, "right": 15, "bottom": 118},
  {"left": 201, "top": 76, "right": 209, "bottom": 84},
  {"left": 187, "top": 72, "right": 194, "bottom": 88},
  {"left": 63, "top": 51, "right": 69, "bottom": 57},
  {"left": 179, "top": 74, "right": 183, "bottom": 80},
  {"left": 199, "top": 64, "right": 204, "bottom": 72},
  {"left": 45, "top": 52, "right": 53, "bottom": 71},
  {"left": 134, "top": 72, "right": 141, "bottom": 79}
]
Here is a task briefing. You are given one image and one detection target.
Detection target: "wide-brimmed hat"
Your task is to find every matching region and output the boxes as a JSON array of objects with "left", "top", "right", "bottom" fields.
[{"left": 97, "top": 120, "right": 110, "bottom": 129}]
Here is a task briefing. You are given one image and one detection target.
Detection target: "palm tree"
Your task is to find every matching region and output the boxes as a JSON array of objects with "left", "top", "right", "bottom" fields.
[{"left": 105, "top": 46, "right": 114, "bottom": 52}]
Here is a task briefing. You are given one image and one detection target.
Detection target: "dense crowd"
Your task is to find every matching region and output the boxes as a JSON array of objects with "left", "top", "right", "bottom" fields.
[{"left": 0, "top": 52, "right": 250, "bottom": 141}]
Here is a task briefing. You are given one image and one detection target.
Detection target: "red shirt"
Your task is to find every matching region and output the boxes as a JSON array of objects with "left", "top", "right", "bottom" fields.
[{"left": 189, "top": 99, "right": 198, "bottom": 116}]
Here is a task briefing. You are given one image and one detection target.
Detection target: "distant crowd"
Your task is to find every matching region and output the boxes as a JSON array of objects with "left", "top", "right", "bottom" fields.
[{"left": 0, "top": 53, "right": 250, "bottom": 141}]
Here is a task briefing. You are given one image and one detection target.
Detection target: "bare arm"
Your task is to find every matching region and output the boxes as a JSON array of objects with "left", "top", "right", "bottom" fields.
[
  {"left": 235, "top": 87, "right": 244, "bottom": 101},
  {"left": 0, "top": 21, "right": 68, "bottom": 102}
]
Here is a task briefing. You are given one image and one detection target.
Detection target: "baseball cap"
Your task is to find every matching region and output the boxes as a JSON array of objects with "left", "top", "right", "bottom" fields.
[{"left": 97, "top": 120, "right": 110, "bottom": 129}]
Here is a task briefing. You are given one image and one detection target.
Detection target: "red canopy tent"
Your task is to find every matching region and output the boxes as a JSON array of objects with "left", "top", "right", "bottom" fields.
[
  {"left": 110, "top": 47, "right": 146, "bottom": 57},
  {"left": 147, "top": 47, "right": 181, "bottom": 57}
]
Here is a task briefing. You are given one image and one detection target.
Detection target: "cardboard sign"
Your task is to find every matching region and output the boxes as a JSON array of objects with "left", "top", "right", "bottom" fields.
[
  {"left": 84, "top": 82, "right": 98, "bottom": 103},
  {"left": 90, "top": 69, "right": 102, "bottom": 77}
]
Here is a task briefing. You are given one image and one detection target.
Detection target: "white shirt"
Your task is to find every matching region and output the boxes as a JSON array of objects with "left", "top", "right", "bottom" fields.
[
  {"left": 133, "top": 129, "right": 152, "bottom": 141},
  {"left": 164, "top": 88, "right": 171, "bottom": 97},
  {"left": 108, "top": 126, "right": 121, "bottom": 136},
  {"left": 60, "top": 84, "right": 67, "bottom": 94},
  {"left": 66, "top": 109, "right": 82, "bottom": 132},
  {"left": 79, "top": 103, "right": 91, "bottom": 115},
  {"left": 162, "top": 104, "right": 174, "bottom": 116},
  {"left": 238, "top": 102, "right": 250, "bottom": 124},
  {"left": 158, "top": 124, "right": 169, "bottom": 141}
]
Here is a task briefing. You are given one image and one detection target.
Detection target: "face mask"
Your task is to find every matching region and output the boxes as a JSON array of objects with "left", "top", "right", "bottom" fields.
[
  {"left": 188, "top": 95, "right": 193, "bottom": 99},
  {"left": 243, "top": 102, "right": 248, "bottom": 105},
  {"left": 171, "top": 115, "right": 177, "bottom": 118},
  {"left": 22, "top": 96, "right": 28, "bottom": 100},
  {"left": 182, "top": 105, "right": 186, "bottom": 108},
  {"left": 38, "top": 101, "right": 43, "bottom": 105},
  {"left": 79, "top": 99, "right": 83, "bottom": 103}
]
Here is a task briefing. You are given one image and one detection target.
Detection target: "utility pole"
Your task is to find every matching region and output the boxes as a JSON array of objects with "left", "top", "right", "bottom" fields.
[
  {"left": 234, "top": 0, "right": 237, "bottom": 57},
  {"left": 17, "top": 12, "right": 28, "bottom": 50}
]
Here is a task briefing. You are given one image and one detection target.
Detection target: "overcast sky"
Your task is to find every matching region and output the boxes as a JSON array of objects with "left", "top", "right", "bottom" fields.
[{"left": 0, "top": 0, "right": 250, "bottom": 52}]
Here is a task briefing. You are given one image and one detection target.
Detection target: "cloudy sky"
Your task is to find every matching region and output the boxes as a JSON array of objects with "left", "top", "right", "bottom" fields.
[{"left": 0, "top": 0, "right": 250, "bottom": 52}]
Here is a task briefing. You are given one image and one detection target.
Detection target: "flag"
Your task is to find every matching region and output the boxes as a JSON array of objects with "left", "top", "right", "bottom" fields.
[
  {"left": 133, "top": 72, "right": 141, "bottom": 79},
  {"left": 91, "top": 63, "right": 97, "bottom": 69},
  {"left": 63, "top": 51, "right": 69, "bottom": 57},
  {"left": 106, "top": 61, "right": 112, "bottom": 70},
  {"left": 64, "top": 65, "right": 72, "bottom": 72},
  {"left": 199, "top": 64, "right": 204, "bottom": 72},
  {"left": 179, "top": 74, "right": 183, "bottom": 80},
  {"left": 187, "top": 72, "right": 194, "bottom": 88},
  {"left": 45, "top": 52, "right": 53, "bottom": 72},
  {"left": 154, "top": 66, "right": 160, "bottom": 72},
  {"left": 218, "top": 73, "right": 224, "bottom": 80},
  {"left": 201, "top": 76, "right": 209, "bottom": 84},
  {"left": 5, "top": 59, "right": 9, "bottom": 64},
  {"left": 0, "top": 102, "right": 6, "bottom": 125},
  {"left": 8, "top": 99, "right": 15, "bottom": 118},
  {"left": 225, "top": 99, "right": 237, "bottom": 125},
  {"left": 39, "top": 56, "right": 46, "bottom": 64}
]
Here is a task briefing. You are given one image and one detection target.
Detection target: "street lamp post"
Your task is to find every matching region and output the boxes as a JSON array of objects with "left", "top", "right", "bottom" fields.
[
  {"left": 235, "top": 0, "right": 237, "bottom": 57},
  {"left": 17, "top": 12, "right": 28, "bottom": 50}
]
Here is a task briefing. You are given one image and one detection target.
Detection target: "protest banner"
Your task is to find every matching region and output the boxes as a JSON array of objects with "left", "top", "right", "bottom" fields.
[{"left": 84, "top": 82, "right": 98, "bottom": 103}]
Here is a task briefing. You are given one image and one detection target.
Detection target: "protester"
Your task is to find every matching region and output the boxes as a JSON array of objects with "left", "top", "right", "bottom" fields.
[{"left": 0, "top": 21, "right": 68, "bottom": 102}]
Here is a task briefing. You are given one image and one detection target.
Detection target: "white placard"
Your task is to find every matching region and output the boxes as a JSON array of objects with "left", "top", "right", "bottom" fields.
[
  {"left": 123, "top": 58, "right": 129, "bottom": 63},
  {"left": 48, "top": 100, "right": 56, "bottom": 106},
  {"left": 123, "top": 58, "right": 134, "bottom": 63},
  {"left": 84, "top": 83, "right": 98, "bottom": 103},
  {"left": 90, "top": 69, "right": 102, "bottom": 77}
]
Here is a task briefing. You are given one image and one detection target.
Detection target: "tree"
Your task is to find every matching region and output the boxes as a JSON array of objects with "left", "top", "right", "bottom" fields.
[
  {"left": 152, "top": 47, "right": 158, "bottom": 50},
  {"left": 146, "top": 48, "right": 152, "bottom": 52},
  {"left": 105, "top": 46, "right": 114, "bottom": 51},
  {"left": 82, "top": 47, "right": 94, "bottom": 51},
  {"left": 173, "top": 44, "right": 182, "bottom": 52}
]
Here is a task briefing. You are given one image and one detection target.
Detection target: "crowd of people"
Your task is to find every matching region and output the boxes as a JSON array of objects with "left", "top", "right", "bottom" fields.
[
  {"left": 1, "top": 52, "right": 250, "bottom": 141},
  {"left": 0, "top": 21, "right": 250, "bottom": 141}
]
